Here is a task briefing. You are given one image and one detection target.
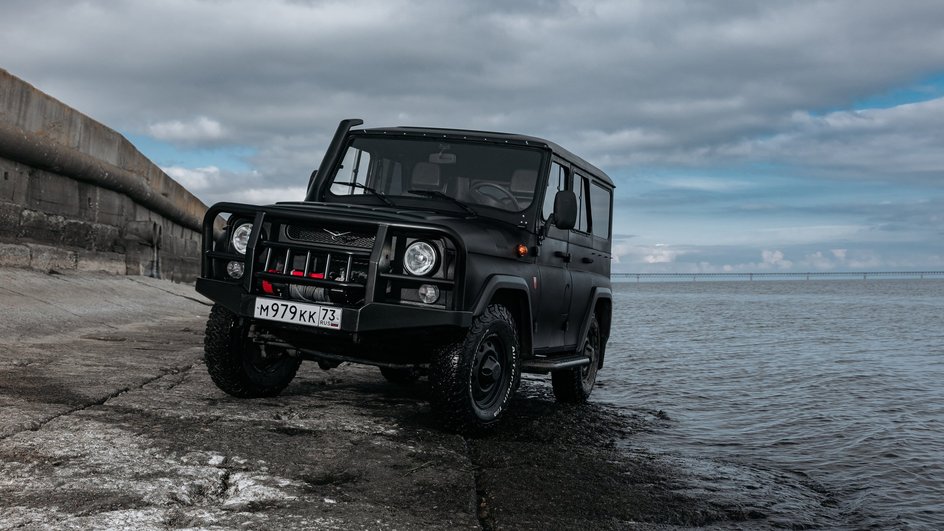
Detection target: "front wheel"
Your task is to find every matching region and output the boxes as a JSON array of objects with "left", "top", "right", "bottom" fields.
[
  {"left": 204, "top": 304, "right": 301, "bottom": 398},
  {"left": 552, "top": 314, "right": 601, "bottom": 403},
  {"left": 430, "top": 304, "right": 520, "bottom": 435}
]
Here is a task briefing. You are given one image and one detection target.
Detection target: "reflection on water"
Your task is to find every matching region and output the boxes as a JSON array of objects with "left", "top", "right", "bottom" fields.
[{"left": 597, "top": 280, "right": 944, "bottom": 529}]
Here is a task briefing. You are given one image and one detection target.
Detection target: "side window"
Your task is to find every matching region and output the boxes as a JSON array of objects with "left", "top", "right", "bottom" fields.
[
  {"left": 542, "top": 162, "right": 567, "bottom": 220},
  {"left": 330, "top": 147, "right": 372, "bottom": 195},
  {"left": 573, "top": 173, "right": 589, "bottom": 233},
  {"left": 589, "top": 181, "right": 611, "bottom": 239}
]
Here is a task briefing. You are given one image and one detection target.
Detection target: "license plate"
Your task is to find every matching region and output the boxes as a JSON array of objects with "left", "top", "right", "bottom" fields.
[{"left": 253, "top": 297, "right": 342, "bottom": 329}]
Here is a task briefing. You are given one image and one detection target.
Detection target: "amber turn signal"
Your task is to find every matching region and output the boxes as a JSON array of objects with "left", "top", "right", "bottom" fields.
[{"left": 516, "top": 244, "right": 528, "bottom": 257}]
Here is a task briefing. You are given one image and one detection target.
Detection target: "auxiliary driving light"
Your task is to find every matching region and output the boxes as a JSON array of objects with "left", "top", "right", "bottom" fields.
[
  {"left": 226, "top": 260, "right": 245, "bottom": 279},
  {"left": 231, "top": 223, "right": 253, "bottom": 254},
  {"left": 418, "top": 284, "right": 440, "bottom": 304}
]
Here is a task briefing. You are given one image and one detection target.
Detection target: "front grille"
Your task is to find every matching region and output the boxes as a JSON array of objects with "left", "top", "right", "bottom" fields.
[
  {"left": 286, "top": 226, "right": 375, "bottom": 249},
  {"left": 252, "top": 224, "right": 378, "bottom": 309}
]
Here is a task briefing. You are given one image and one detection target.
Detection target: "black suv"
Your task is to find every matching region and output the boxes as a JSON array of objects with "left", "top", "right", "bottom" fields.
[{"left": 196, "top": 119, "right": 614, "bottom": 433}]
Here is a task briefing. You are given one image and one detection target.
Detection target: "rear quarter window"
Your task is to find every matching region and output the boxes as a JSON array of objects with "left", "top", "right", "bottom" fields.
[{"left": 589, "top": 181, "right": 611, "bottom": 239}]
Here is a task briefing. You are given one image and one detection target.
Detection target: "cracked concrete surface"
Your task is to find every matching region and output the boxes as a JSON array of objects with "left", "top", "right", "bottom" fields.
[
  {"left": 1, "top": 268, "right": 809, "bottom": 530},
  {"left": 0, "top": 269, "right": 478, "bottom": 529}
]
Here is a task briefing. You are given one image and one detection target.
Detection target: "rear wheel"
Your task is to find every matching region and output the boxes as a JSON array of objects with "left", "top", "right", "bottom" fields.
[
  {"left": 204, "top": 304, "right": 301, "bottom": 398},
  {"left": 430, "top": 304, "right": 520, "bottom": 435},
  {"left": 552, "top": 314, "right": 600, "bottom": 403}
]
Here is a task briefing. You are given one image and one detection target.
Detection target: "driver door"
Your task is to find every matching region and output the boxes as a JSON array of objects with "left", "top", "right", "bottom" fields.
[{"left": 533, "top": 160, "right": 573, "bottom": 351}]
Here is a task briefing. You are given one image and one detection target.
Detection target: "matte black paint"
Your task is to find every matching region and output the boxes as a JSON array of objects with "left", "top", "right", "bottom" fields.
[{"left": 197, "top": 120, "right": 614, "bottom": 368}]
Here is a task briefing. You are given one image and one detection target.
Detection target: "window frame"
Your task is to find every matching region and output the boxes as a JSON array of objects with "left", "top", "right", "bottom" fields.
[
  {"left": 571, "top": 171, "right": 591, "bottom": 235},
  {"left": 542, "top": 160, "right": 569, "bottom": 222}
]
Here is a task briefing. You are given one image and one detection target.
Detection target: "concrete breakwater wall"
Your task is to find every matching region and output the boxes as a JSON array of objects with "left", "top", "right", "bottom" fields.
[{"left": 0, "top": 69, "right": 209, "bottom": 281}]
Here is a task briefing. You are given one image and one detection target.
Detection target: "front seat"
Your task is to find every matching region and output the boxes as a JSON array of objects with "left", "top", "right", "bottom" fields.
[{"left": 411, "top": 162, "right": 442, "bottom": 192}]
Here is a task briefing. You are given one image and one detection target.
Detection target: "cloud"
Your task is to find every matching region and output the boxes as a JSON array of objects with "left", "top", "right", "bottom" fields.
[
  {"left": 161, "top": 164, "right": 298, "bottom": 205},
  {"left": 149, "top": 116, "right": 227, "bottom": 143},
  {"left": 725, "top": 98, "right": 944, "bottom": 185},
  {"left": 611, "top": 242, "right": 689, "bottom": 266},
  {"left": 761, "top": 249, "right": 793, "bottom": 269},
  {"left": 162, "top": 165, "right": 220, "bottom": 190},
  {"left": 3, "top": 1, "right": 944, "bottom": 270},
  {"left": 226, "top": 187, "right": 308, "bottom": 206},
  {"left": 804, "top": 251, "right": 835, "bottom": 270}
]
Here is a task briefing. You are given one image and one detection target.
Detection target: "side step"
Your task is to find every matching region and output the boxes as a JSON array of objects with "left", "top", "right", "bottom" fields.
[{"left": 520, "top": 355, "right": 590, "bottom": 374}]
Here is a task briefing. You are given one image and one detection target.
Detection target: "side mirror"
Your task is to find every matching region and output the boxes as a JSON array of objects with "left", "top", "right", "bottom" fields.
[{"left": 552, "top": 190, "right": 578, "bottom": 230}]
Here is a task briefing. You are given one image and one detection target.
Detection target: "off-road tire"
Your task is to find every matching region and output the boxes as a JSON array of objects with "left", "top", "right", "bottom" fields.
[
  {"left": 430, "top": 304, "right": 520, "bottom": 435},
  {"left": 379, "top": 366, "right": 421, "bottom": 385},
  {"left": 204, "top": 304, "right": 301, "bottom": 398},
  {"left": 552, "top": 314, "right": 601, "bottom": 403}
]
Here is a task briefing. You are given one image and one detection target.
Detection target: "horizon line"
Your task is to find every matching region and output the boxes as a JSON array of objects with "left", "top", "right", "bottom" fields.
[{"left": 613, "top": 271, "right": 944, "bottom": 280}]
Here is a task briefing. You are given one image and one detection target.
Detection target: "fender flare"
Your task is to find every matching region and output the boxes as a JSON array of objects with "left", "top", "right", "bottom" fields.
[
  {"left": 471, "top": 275, "right": 534, "bottom": 356},
  {"left": 576, "top": 286, "right": 612, "bottom": 368}
]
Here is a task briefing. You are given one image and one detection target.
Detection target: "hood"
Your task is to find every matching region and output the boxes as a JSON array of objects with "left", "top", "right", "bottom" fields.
[
  {"left": 269, "top": 201, "right": 534, "bottom": 256},
  {"left": 271, "top": 201, "right": 450, "bottom": 224}
]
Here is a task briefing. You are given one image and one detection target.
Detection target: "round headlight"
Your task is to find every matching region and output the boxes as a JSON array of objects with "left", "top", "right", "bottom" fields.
[
  {"left": 403, "top": 241, "right": 437, "bottom": 276},
  {"left": 231, "top": 223, "right": 253, "bottom": 254}
]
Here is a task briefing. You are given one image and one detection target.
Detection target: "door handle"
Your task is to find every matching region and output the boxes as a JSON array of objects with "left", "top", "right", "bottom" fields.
[
  {"left": 554, "top": 251, "right": 571, "bottom": 263},
  {"left": 581, "top": 257, "right": 594, "bottom": 264}
]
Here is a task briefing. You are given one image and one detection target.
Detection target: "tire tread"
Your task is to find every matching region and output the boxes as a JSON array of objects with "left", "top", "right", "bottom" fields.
[
  {"left": 430, "top": 304, "right": 519, "bottom": 435},
  {"left": 204, "top": 304, "right": 300, "bottom": 398}
]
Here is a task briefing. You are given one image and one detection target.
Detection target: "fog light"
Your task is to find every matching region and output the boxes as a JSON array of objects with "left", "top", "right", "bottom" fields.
[
  {"left": 417, "top": 284, "right": 440, "bottom": 304},
  {"left": 226, "top": 260, "right": 244, "bottom": 279}
]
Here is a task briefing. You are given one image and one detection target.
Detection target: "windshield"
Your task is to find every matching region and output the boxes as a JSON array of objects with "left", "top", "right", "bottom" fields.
[{"left": 327, "top": 136, "right": 544, "bottom": 213}]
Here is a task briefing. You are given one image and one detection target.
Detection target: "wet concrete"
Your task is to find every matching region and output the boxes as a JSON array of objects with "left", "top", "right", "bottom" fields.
[{"left": 0, "top": 269, "right": 821, "bottom": 529}]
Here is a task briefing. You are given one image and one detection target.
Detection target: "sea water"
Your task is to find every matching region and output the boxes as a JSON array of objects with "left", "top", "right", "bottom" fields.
[{"left": 598, "top": 279, "right": 944, "bottom": 528}]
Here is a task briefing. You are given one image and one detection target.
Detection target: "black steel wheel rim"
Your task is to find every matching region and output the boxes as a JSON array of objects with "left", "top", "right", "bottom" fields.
[
  {"left": 581, "top": 325, "right": 600, "bottom": 384},
  {"left": 244, "top": 343, "right": 284, "bottom": 375},
  {"left": 472, "top": 333, "right": 508, "bottom": 410},
  {"left": 233, "top": 321, "right": 283, "bottom": 375}
]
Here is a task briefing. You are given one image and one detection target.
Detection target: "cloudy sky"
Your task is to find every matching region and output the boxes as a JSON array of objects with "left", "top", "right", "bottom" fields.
[{"left": 3, "top": 0, "right": 943, "bottom": 272}]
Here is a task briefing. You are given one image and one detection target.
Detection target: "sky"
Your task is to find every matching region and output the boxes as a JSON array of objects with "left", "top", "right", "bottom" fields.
[{"left": 2, "top": 0, "right": 943, "bottom": 273}]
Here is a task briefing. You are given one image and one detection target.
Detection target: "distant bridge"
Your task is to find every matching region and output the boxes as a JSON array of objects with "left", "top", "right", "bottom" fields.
[{"left": 613, "top": 271, "right": 944, "bottom": 282}]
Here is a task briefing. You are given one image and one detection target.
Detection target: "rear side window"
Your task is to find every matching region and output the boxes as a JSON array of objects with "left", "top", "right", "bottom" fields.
[
  {"left": 573, "top": 173, "right": 589, "bottom": 233},
  {"left": 589, "top": 181, "right": 611, "bottom": 239}
]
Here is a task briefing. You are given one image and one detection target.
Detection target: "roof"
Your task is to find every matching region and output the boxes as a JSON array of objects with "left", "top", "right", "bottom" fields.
[{"left": 355, "top": 126, "right": 614, "bottom": 187}]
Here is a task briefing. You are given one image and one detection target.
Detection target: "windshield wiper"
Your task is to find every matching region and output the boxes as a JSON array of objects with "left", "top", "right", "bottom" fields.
[
  {"left": 408, "top": 189, "right": 478, "bottom": 217},
  {"left": 333, "top": 182, "right": 393, "bottom": 206}
]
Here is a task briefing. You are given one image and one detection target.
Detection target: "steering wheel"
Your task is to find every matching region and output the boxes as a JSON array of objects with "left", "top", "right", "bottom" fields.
[{"left": 471, "top": 182, "right": 520, "bottom": 210}]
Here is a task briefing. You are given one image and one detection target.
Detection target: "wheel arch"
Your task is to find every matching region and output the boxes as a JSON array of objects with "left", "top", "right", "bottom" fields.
[
  {"left": 579, "top": 287, "right": 611, "bottom": 368},
  {"left": 471, "top": 275, "right": 533, "bottom": 358}
]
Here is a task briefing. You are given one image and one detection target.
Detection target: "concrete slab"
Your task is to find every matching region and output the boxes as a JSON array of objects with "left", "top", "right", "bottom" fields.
[{"left": 0, "top": 267, "right": 812, "bottom": 529}]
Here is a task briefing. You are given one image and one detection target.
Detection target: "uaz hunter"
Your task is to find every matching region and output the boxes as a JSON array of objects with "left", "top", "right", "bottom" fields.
[{"left": 196, "top": 119, "right": 614, "bottom": 434}]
